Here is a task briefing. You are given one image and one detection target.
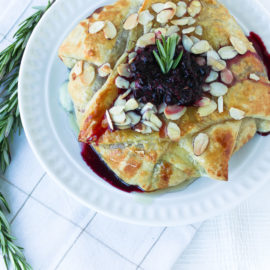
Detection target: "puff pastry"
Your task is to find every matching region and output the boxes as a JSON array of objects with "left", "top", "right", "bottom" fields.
[{"left": 59, "top": 0, "right": 270, "bottom": 191}]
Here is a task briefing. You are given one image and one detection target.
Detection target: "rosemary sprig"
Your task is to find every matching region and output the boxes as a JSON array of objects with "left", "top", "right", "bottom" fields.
[
  {"left": 153, "top": 34, "right": 183, "bottom": 74},
  {"left": 0, "top": 1, "right": 54, "bottom": 269}
]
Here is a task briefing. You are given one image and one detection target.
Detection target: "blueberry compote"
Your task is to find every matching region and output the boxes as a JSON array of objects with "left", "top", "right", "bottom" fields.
[{"left": 129, "top": 45, "right": 211, "bottom": 106}]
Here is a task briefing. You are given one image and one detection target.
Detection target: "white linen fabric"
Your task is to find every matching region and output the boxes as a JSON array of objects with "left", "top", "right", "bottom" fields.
[{"left": 0, "top": 0, "right": 269, "bottom": 269}]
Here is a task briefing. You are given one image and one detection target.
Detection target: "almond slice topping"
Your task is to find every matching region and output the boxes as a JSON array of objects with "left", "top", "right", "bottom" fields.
[
  {"left": 142, "top": 120, "right": 160, "bottom": 132},
  {"left": 115, "top": 76, "right": 130, "bottom": 89},
  {"left": 205, "top": 71, "right": 218, "bottom": 83},
  {"left": 198, "top": 100, "right": 217, "bottom": 117},
  {"left": 167, "top": 122, "right": 181, "bottom": 141},
  {"left": 166, "top": 26, "right": 180, "bottom": 36},
  {"left": 139, "top": 10, "right": 154, "bottom": 26},
  {"left": 176, "top": 2, "right": 187, "bottom": 17},
  {"left": 218, "top": 96, "right": 224, "bottom": 113},
  {"left": 106, "top": 110, "right": 114, "bottom": 130},
  {"left": 229, "top": 108, "right": 245, "bottom": 120},
  {"left": 187, "top": 0, "right": 201, "bottom": 17},
  {"left": 193, "top": 133, "right": 209, "bottom": 156},
  {"left": 98, "top": 63, "right": 112, "bottom": 77},
  {"left": 103, "top": 21, "right": 117, "bottom": 40},
  {"left": 220, "top": 69, "right": 234, "bottom": 84},
  {"left": 124, "top": 98, "right": 139, "bottom": 111},
  {"left": 127, "top": 112, "right": 141, "bottom": 126},
  {"left": 123, "top": 13, "right": 139, "bottom": 30},
  {"left": 171, "top": 17, "right": 189, "bottom": 26},
  {"left": 182, "top": 27, "right": 195, "bottom": 34},
  {"left": 150, "top": 114, "right": 163, "bottom": 128},
  {"left": 136, "top": 33, "right": 156, "bottom": 48},
  {"left": 89, "top": 21, "right": 105, "bottom": 34},
  {"left": 151, "top": 3, "right": 165, "bottom": 13},
  {"left": 195, "top": 25, "right": 203, "bottom": 36},
  {"left": 157, "top": 8, "right": 175, "bottom": 24},
  {"left": 72, "top": 60, "right": 83, "bottom": 77},
  {"left": 195, "top": 97, "right": 211, "bottom": 107},
  {"left": 182, "top": 35, "right": 194, "bottom": 52},
  {"left": 164, "top": 105, "right": 187, "bottom": 120},
  {"left": 210, "top": 82, "right": 228, "bottom": 97},
  {"left": 111, "top": 112, "right": 126, "bottom": 124},
  {"left": 218, "top": 46, "right": 238, "bottom": 60},
  {"left": 117, "top": 64, "right": 131, "bottom": 78},
  {"left": 191, "top": 40, "right": 211, "bottom": 54},
  {"left": 249, "top": 73, "right": 260, "bottom": 81},
  {"left": 230, "top": 36, "right": 248, "bottom": 55}
]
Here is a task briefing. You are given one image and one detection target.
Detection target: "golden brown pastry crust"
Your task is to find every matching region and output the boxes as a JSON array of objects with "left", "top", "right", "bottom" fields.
[{"left": 60, "top": 0, "right": 270, "bottom": 191}]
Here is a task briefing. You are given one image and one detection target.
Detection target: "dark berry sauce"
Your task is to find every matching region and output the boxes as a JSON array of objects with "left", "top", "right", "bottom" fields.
[
  {"left": 248, "top": 32, "right": 270, "bottom": 79},
  {"left": 81, "top": 144, "right": 143, "bottom": 193},
  {"left": 247, "top": 32, "right": 270, "bottom": 137},
  {"left": 129, "top": 45, "right": 211, "bottom": 106}
]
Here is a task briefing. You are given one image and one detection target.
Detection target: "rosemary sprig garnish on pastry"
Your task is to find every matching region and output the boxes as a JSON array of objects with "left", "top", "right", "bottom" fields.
[{"left": 153, "top": 34, "right": 183, "bottom": 74}]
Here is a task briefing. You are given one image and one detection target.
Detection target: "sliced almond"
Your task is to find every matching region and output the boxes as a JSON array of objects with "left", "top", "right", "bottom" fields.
[
  {"left": 117, "top": 64, "right": 131, "bottom": 78},
  {"left": 187, "top": 0, "right": 201, "bottom": 17},
  {"left": 89, "top": 21, "right": 105, "bottom": 34},
  {"left": 81, "top": 63, "right": 95, "bottom": 86},
  {"left": 98, "top": 63, "right": 112, "bottom": 77},
  {"left": 142, "top": 120, "right": 160, "bottom": 132},
  {"left": 210, "top": 82, "right": 228, "bottom": 97},
  {"left": 127, "top": 112, "right": 141, "bottom": 126},
  {"left": 103, "top": 21, "right": 117, "bottom": 39},
  {"left": 230, "top": 108, "right": 245, "bottom": 120},
  {"left": 195, "top": 97, "right": 211, "bottom": 107},
  {"left": 128, "top": 52, "right": 137, "bottom": 64},
  {"left": 191, "top": 40, "right": 211, "bottom": 54},
  {"left": 167, "top": 122, "right": 181, "bottom": 141},
  {"left": 164, "top": 2, "right": 177, "bottom": 12},
  {"left": 205, "top": 70, "right": 219, "bottom": 83},
  {"left": 151, "top": 3, "right": 165, "bottom": 13},
  {"left": 218, "top": 96, "right": 224, "bottom": 113},
  {"left": 188, "top": 17, "right": 196, "bottom": 25},
  {"left": 176, "top": 2, "right": 187, "bottom": 17},
  {"left": 144, "top": 22, "right": 153, "bottom": 34},
  {"left": 136, "top": 33, "right": 156, "bottom": 48},
  {"left": 106, "top": 110, "right": 114, "bottom": 130},
  {"left": 218, "top": 46, "right": 238, "bottom": 60},
  {"left": 124, "top": 98, "right": 139, "bottom": 111},
  {"left": 202, "top": 84, "right": 211, "bottom": 92},
  {"left": 123, "top": 13, "right": 139, "bottom": 30},
  {"left": 191, "top": 36, "right": 200, "bottom": 44},
  {"left": 195, "top": 25, "right": 203, "bottom": 36},
  {"left": 198, "top": 100, "right": 217, "bottom": 117},
  {"left": 115, "top": 76, "right": 130, "bottom": 89},
  {"left": 207, "top": 53, "right": 226, "bottom": 71},
  {"left": 139, "top": 10, "right": 154, "bottom": 26},
  {"left": 141, "top": 102, "right": 157, "bottom": 115},
  {"left": 166, "top": 25, "right": 180, "bottom": 36},
  {"left": 72, "top": 60, "right": 83, "bottom": 77},
  {"left": 182, "top": 35, "right": 194, "bottom": 52},
  {"left": 157, "top": 8, "right": 175, "bottom": 24},
  {"left": 182, "top": 27, "right": 195, "bottom": 34},
  {"left": 230, "top": 36, "right": 248, "bottom": 55},
  {"left": 171, "top": 17, "right": 189, "bottom": 26},
  {"left": 142, "top": 110, "right": 153, "bottom": 121},
  {"left": 220, "top": 69, "right": 234, "bottom": 84},
  {"left": 115, "top": 115, "right": 131, "bottom": 126},
  {"left": 193, "top": 133, "right": 209, "bottom": 156},
  {"left": 109, "top": 105, "right": 125, "bottom": 115},
  {"left": 135, "top": 123, "right": 152, "bottom": 134},
  {"left": 120, "top": 89, "right": 132, "bottom": 99},
  {"left": 111, "top": 111, "right": 126, "bottom": 124},
  {"left": 207, "top": 50, "right": 220, "bottom": 62},
  {"left": 150, "top": 114, "right": 163, "bottom": 128},
  {"left": 164, "top": 105, "right": 187, "bottom": 120},
  {"left": 114, "top": 97, "right": 127, "bottom": 107},
  {"left": 249, "top": 73, "right": 260, "bottom": 81}
]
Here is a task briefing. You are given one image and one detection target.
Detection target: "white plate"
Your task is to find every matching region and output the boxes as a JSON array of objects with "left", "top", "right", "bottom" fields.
[{"left": 19, "top": 0, "right": 270, "bottom": 226}]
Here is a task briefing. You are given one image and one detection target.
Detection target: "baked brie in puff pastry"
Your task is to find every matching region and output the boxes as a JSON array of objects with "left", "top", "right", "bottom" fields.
[{"left": 59, "top": 0, "right": 270, "bottom": 191}]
